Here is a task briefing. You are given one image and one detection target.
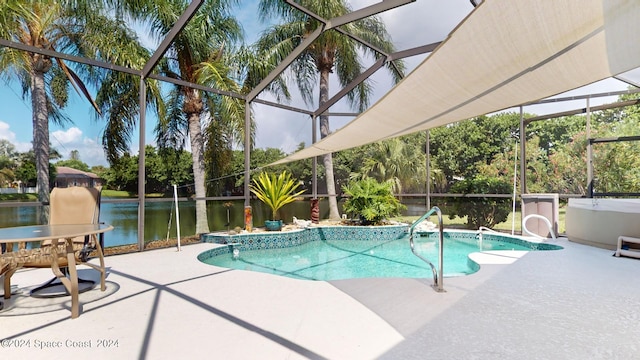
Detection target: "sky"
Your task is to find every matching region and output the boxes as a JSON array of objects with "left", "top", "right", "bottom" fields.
[{"left": 0, "top": 0, "right": 634, "bottom": 167}]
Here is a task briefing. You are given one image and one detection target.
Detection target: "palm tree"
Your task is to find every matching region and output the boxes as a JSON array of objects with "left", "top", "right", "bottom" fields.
[
  {"left": 196, "top": 53, "right": 252, "bottom": 197},
  {"left": 0, "top": 0, "right": 145, "bottom": 221},
  {"left": 352, "top": 137, "right": 425, "bottom": 195},
  {"left": 117, "top": 0, "right": 243, "bottom": 234},
  {"left": 83, "top": 16, "right": 165, "bottom": 166},
  {"left": 255, "top": 0, "right": 404, "bottom": 219}
]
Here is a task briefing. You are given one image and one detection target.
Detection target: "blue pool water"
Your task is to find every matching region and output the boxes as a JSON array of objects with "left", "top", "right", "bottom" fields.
[{"left": 199, "top": 231, "right": 562, "bottom": 281}]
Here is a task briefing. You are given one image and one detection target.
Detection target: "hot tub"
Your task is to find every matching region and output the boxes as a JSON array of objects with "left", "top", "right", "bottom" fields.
[{"left": 565, "top": 198, "right": 640, "bottom": 249}]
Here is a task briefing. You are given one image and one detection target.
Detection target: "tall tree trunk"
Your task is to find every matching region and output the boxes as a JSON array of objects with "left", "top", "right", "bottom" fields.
[
  {"left": 185, "top": 90, "right": 210, "bottom": 234},
  {"left": 31, "top": 59, "right": 51, "bottom": 224},
  {"left": 319, "top": 69, "right": 340, "bottom": 219}
]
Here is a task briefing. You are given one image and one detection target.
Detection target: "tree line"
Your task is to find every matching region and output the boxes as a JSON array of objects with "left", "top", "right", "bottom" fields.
[{"left": 4, "top": 93, "right": 638, "bottom": 203}]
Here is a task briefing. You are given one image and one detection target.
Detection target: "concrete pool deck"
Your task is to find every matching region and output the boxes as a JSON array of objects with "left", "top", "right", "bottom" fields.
[{"left": 1, "top": 236, "right": 639, "bottom": 359}]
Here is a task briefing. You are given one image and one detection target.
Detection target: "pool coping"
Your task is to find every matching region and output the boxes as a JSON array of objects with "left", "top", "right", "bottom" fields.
[{"left": 197, "top": 226, "right": 563, "bottom": 278}]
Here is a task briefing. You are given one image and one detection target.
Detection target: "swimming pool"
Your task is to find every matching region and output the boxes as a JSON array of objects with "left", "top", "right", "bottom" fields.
[{"left": 198, "top": 228, "right": 563, "bottom": 281}]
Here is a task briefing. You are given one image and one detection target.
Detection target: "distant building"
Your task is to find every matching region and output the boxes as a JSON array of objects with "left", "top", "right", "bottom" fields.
[{"left": 54, "top": 166, "right": 103, "bottom": 188}]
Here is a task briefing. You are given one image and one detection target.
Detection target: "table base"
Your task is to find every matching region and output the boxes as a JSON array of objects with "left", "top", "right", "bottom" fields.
[{"left": 30, "top": 277, "right": 96, "bottom": 298}]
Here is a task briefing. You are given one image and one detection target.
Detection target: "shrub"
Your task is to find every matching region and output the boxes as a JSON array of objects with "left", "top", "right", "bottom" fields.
[
  {"left": 342, "top": 178, "right": 406, "bottom": 225},
  {"left": 448, "top": 176, "right": 512, "bottom": 229}
]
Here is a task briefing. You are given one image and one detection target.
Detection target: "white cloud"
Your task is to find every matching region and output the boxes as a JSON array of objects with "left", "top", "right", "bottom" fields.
[
  {"left": 0, "top": 121, "right": 32, "bottom": 152},
  {"left": 0, "top": 121, "right": 16, "bottom": 141},
  {"left": 51, "top": 127, "right": 83, "bottom": 145},
  {"left": 50, "top": 127, "right": 108, "bottom": 167}
]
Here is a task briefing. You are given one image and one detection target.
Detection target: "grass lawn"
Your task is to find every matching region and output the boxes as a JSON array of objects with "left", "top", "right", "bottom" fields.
[
  {"left": 0, "top": 193, "right": 38, "bottom": 201},
  {"left": 101, "top": 189, "right": 165, "bottom": 198},
  {"left": 101, "top": 189, "right": 136, "bottom": 198}
]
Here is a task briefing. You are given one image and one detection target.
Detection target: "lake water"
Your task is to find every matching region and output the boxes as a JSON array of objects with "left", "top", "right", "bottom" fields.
[{"left": 0, "top": 197, "right": 431, "bottom": 247}]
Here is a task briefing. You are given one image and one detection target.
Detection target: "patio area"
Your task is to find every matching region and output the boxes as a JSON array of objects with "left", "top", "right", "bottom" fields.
[{"left": 1, "top": 236, "right": 639, "bottom": 359}]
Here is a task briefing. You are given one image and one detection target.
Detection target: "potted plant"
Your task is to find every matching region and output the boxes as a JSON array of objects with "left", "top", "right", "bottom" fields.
[
  {"left": 250, "top": 171, "right": 305, "bottom": 231},
  {"left": 342, "top": 178, "right": 406, "bottom": 225}
]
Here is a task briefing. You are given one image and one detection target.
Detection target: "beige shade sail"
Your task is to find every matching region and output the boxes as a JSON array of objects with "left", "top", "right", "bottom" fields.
[{"left": 272, "top": 0, "right": 640, "bottom": 165}]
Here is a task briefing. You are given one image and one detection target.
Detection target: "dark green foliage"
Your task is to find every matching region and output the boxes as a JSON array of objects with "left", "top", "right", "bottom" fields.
[
  {"left": 285, "top": 143, "right": 313, "bottom": 193},
  {"left": 15, "top": 161, "right": 36, "bottom": 188},
  {"left": 430, "top": 114, "right": 519, "bottom": 185},
  {"left": 342, "top": 178, "right": 406, "bottom": 225},
  {"left": 99, "top": 146, "right": 193, "bottom": 195},
  {"left": 448, "top": 176, "right": 512, "bottom": 229},
  {"left": 55, "top": 159, "right": 91, "bottom": 172},
  {"left": 204, "top": 120, "right": 234, "bottom": 197},
  {"left": 101, "top": 153, "right": 138, "bottom": 193},
  {"left": 12, "top": 151, "right": 55, "bottom": 190}
]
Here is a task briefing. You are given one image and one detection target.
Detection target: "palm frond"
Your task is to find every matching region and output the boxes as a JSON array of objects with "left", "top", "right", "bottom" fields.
[{"left": 54, "top": 57, "right": 101, "bottom": 114}]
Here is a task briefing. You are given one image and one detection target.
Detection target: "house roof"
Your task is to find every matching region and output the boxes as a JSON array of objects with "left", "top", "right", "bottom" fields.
[{"left": 56, "top": 166, "right": 100, "bottom": 179}]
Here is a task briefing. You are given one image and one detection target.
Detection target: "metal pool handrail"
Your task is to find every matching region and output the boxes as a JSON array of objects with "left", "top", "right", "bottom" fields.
[
  {"left": 522, "top": 214, "right": 557, "bottom": 241},
  {"left": 476, "top": 226, "right": 501, "bottom": 242},
  {"left": 409, "top": 206, "right": 445, "bottom": 292}
]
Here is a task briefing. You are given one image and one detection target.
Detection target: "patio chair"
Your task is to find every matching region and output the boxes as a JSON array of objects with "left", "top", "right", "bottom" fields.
[{"left": 2, "top": 186, "right": 106, "bottom": 300}]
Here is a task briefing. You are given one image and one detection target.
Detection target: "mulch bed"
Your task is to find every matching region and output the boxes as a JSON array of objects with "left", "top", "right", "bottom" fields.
[{"left": 102, "top": 235, "right": 201, "bottom": 256}]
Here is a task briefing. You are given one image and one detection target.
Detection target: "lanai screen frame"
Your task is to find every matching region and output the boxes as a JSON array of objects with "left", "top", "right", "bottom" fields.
[
  {"left": 2, "top": 0, "right": 638, "bottom": 250},
  {"left": 0, "top": 0, "right": 436, "bottom": 250}
]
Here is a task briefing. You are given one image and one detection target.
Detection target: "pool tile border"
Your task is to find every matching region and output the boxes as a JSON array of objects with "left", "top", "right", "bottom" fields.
[
  {"left": 197, "top": 226, "right": 562, "bottom": 263},
  {"left": 198, "top": 225, "right": 408, "bottom": 261}
]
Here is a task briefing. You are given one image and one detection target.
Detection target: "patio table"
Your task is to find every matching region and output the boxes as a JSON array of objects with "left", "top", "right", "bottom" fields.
[{"left": 0, "top": 223, "right": 113, "bottom": 318}]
